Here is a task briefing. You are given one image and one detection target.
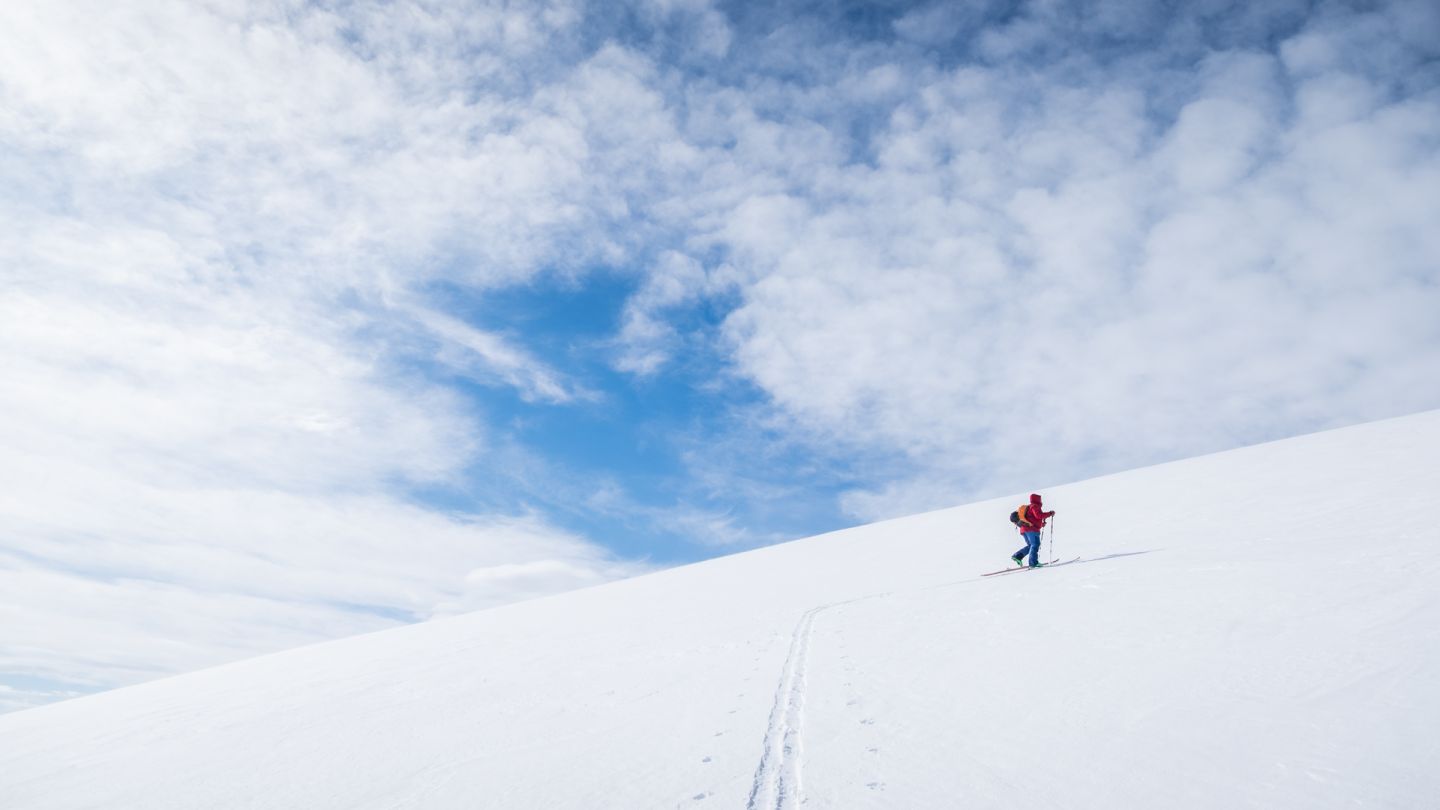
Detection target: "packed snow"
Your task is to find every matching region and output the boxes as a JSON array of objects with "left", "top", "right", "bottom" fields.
[{"left": 3, "top": 410, "right": 1438, "bottom": 809}]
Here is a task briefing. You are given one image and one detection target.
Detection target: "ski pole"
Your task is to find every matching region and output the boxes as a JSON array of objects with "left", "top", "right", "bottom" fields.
[{"left": 1048, "top": 515, "right": 1056, "bottom": 563}]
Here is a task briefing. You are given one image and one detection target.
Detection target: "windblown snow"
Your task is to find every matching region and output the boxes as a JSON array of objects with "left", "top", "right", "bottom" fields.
[{"left": 3, "top": 411, "right": 1439, "bottom": 809}]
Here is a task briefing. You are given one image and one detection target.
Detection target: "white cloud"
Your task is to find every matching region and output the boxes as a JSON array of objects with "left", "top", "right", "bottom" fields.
[
  {"left": 0, "top": 261, "right": 655, "bottom": 707},
  {"left": 0, "top": 0, "right": 665, "bottom": 710},
  {"left": 406, "top": 304, "right": 589, "bottom": 403},
  {"left": 613, "top": 250, "right": 712, "bottom": 374}
]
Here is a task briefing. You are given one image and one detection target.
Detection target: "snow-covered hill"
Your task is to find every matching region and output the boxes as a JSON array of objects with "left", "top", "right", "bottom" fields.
[{"left": 4, "top": 411, "right": 1439, "bottom": 809}]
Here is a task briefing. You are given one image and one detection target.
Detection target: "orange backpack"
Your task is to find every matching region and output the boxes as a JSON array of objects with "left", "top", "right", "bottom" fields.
[{"left": 1008, "top": 504, "right": 1033, "bottom": 527}]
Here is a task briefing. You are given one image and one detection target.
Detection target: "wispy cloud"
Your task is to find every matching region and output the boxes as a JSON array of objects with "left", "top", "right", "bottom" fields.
[
  {"left": 404, "top": 304, "right": 591, "bottom": 403},
  {"left": 612, "top": 250, "right": 717, "bottom": 375}
]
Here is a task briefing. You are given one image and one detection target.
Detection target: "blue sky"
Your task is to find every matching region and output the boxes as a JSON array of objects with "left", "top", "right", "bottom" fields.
[
  {"left": 406, "top": 271, "right": 863, "bottom": 558},
  {"left": 1, "top": 0, "right": 1438, "bottom": 712}
]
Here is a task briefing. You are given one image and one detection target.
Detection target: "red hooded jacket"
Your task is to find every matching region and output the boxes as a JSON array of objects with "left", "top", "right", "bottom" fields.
[{"left": 1016, "top": 495, "right": 1054, "bottom": 534}]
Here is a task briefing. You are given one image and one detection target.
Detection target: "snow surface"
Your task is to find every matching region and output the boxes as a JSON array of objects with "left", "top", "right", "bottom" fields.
[{"left": 4, "top": 411, "right": 1440, "bottom": 809}]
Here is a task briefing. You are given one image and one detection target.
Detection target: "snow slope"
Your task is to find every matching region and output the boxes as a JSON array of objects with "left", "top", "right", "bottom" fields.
[{"left": 4, "top": 411, "right": 1439, "bottom": 809}]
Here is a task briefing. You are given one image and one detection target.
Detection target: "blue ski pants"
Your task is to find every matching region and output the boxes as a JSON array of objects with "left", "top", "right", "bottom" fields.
[{"left": 1014, "top": 531, "right": 1042, "bottom": 567}]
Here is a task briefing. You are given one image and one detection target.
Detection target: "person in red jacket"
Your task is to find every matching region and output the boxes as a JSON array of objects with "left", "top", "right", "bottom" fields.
[{"left": 1011, "top": 493, "right": 1056, "bottom": 568}]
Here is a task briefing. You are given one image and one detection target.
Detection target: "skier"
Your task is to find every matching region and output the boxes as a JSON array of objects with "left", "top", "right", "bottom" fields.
[{"left": 1011, "top": 493, "right": 1056, "bottom": 568}]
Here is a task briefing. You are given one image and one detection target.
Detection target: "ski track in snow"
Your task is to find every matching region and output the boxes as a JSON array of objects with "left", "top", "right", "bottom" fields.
[
  {"left": 746, "top": 585, "right": 908, "bottom": 810},
  {"left": 746, "top": 604, "right": 821, "bottom": 810},
  {"left": 745, "top": 558, "right": 1092, "bottom": 808}
]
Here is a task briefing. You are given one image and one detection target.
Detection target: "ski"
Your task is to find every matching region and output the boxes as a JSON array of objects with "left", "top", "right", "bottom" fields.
[{"left": 981, "top": 556, "right": 1080, "bottom": 577}]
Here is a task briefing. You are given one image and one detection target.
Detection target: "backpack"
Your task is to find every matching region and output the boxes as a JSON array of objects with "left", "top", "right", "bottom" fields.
[{"left": 1009, "top": 504, "right": 1031, "bottom": 527}]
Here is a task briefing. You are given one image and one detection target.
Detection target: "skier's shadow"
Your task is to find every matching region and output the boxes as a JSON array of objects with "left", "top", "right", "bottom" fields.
[
  {"left": 939, "top": 550, "right": 1162, "bottom": 591},
  {"left": 1074, "top": 550, "right": 1158, "bottom": 565}
]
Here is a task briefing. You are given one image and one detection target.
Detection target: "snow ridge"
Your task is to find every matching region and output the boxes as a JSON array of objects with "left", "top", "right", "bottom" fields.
[{"left": 746, "top": 605, "right": 821, "bottom": 810}]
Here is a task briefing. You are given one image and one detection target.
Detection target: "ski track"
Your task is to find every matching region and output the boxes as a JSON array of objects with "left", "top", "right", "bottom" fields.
[
  {"left": 746, "top": 605, "right": 821, "bottom": 810},
  {"left": 745, "top": 589, "right": 896, "bottom": 810},
  {"left": 744, "top": 556, "right": 1091, "bottom": 808}
]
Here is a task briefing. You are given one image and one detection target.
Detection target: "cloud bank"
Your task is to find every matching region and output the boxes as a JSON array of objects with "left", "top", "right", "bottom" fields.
[
  {"left": 687, "top": 0, "right": 1440, "bottom": 517},
  {"left": 0, "top": 0, "right": 666, "bottom": 711}
]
